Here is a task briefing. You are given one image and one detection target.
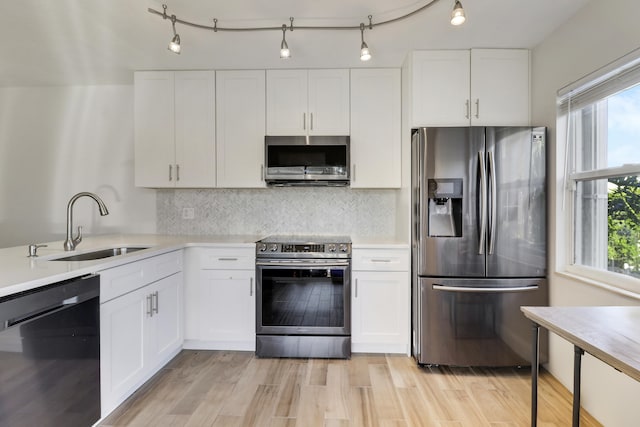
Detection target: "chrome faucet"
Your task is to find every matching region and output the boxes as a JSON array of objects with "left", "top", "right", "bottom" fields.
[{"left": 63, "top": 192, "right": 109, "bottom": 251}]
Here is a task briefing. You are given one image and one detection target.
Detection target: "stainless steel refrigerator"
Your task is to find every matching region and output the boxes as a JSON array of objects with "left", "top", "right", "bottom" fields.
[{"left": 411, "top": 127, "right": 548, "bottom": 367}]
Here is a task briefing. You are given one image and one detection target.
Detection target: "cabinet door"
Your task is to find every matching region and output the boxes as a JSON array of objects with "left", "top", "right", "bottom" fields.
[
  {"left": 198, "top": 269, "right": 255, "bottom": 350},
  {"left": 411, "top": 50, "right": 470, "bottom": 127},
  {"left": 100, "top": 285, "right": 147, "bottom": 415},
  {"left": 308, "top": 69, "right": 350, "bottom": 135},
  {"left": 470, "top": 49, "right": 530, "bottom": 126},
  {"left": 147, "top": 272, "right": 183, "bottom": 368},
  {"left": 174, "top": 71, "right": 216, "bottom": 187},
  {"left": 216, "top": 70, "right": 266, "bottom": 188},
  {"left": 352, "top": 271, "right": 409, "bottom": 353},
  {"left": 134, "top": 71, "right": 175, "bottom": 187},
  {"left": 350, "top": 69, "right": 401, "bottom": 188},
  {"left": 266, "top": 70, "right": 308, "bottom": 135}
]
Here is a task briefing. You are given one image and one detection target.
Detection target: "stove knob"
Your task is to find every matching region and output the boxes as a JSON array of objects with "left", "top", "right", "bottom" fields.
[
  {"left": 339, "top": 244, "right": 348, "bottom": 253},
  {"left": 258, "top": 243, "right": 267, "bottom": 252},
  {"left": 328, "top": 244, "right": 337, "bottom": 253},
  {"left": 269, "top": 244, "right": 278, "bottom": 252}
]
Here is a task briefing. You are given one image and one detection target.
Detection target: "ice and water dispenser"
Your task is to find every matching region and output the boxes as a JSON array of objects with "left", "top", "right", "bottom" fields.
[{"left": 427, "top": 179, "right": 463, "bottom": 237}]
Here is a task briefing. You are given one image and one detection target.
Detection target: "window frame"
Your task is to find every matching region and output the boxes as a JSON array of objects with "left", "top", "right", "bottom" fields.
[{"left": 559, "top": 58, "right": 640, "bottom": 293}]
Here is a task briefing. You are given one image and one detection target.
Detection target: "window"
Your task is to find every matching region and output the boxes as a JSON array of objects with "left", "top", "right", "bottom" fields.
[{"left": 561, "top": 55, "right": 640, "bottom": 287}]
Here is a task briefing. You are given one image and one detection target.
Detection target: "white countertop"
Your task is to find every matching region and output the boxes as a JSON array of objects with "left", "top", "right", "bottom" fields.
[
  {"left": 0, "top": 234, "right": 261, "bottom": 298},
  {"left": 0, "top": 233, "right": 409, "bottom": 298}
]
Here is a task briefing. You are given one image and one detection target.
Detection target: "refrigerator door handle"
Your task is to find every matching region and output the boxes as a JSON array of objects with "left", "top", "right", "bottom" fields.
[
  {"left": 432, "top": 284, "right": 539, "bottom": 293},
  {"left": 488, "top": 150, "right": 497, "bottom": 255},
  {"left": 477, "top": 151, "right": 487, "bottom": 255}
]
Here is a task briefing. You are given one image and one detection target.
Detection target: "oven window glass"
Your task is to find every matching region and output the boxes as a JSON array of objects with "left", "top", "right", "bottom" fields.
[{"left": 261, "top": 268, "right": 345, "bottom": 328}]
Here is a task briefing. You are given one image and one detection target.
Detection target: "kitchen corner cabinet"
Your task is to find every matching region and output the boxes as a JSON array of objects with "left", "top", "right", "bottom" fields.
[
  {"left": 216, "top": 70, "right": 266, "bottom": 188},
  {"left": 99, "top": 251, "right": 183, "bottom": 416},
  {"left": 183, "top": 247, "right": 256, "bottom": 351},
  {"left": 351, "top": 247, "right": 410, "bottom": 354},
  {"left": 350, "top": 68, "right": 401, "bottom": 188},
  {"left": 409, "top": 49, "right": 530, "bottom": 127},
  {"left": 266, "top": 69, "right": 350, "bottom": 135},
  {"left": 134, "top": 70, "right": 215, "bottom": 188}
]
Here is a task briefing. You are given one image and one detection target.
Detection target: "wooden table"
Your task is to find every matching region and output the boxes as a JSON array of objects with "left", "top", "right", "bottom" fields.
[{"left": 521, "top": 306, "right": 640, "bottom": 427}]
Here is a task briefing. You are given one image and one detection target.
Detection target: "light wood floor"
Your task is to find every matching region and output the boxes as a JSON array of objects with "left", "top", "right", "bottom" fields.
[{"left": 100, "top": 350, "right": 602, "bottom": 427}]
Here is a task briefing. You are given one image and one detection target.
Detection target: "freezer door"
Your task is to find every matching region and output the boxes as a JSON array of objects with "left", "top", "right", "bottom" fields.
[
  {"left": 417, "top": 277, "right": 548, "bottom": 367},
  {"left": 485, "top": 127, "right": 546, "bottom": 277},
  {"left": 413, "top": 127, "right": 486, "bottom": 277}
]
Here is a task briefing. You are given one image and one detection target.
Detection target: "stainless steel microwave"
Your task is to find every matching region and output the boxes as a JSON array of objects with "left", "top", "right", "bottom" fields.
[{"left": 264, "top": 135, "right": 350, "bottom": 186}]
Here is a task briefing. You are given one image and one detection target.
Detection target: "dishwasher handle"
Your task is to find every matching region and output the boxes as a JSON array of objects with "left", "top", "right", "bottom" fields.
[{"left": 0, "top": 274, "right": 99, "bottom": 332}]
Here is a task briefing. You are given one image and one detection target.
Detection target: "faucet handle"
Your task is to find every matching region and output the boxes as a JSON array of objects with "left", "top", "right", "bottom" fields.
[{"left": 28, "top": 244, "right": 48, "bottom": 257}]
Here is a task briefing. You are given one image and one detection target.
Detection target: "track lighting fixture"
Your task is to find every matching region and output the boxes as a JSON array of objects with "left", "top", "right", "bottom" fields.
[
  {"left": 359, "top": 23, "right": 371, "bottom": 62},
  {"left": 162, "top": 5, "right": 181, "bottom": 54},
  {"left": 150, "top": 1, "right": 466, "bottom": 59},
  {"left": 280, "top": 23, "right": 291, "bottom": 59},
  {"left": 450, "top": 0, "right": 466, "bottom": 26}
]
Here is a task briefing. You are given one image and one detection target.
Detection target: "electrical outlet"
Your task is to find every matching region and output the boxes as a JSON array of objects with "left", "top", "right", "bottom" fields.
[{"left": 182, "top": 207, "right": 195, "bottom": 220}]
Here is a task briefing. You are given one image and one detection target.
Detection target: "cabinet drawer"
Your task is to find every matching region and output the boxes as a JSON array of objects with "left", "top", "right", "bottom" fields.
[
  {"left": 352, "top": 248, "right": 409, "bottom": 272},
  {"left": 199, "top": 247, "right": 255, "bottom": 270},
  {"left": 100, "top": 250, "right": 183, "bottom": 303}
]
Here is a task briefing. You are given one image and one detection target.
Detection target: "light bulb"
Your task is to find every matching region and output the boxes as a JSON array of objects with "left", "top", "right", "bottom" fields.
[
  {"left": 360, "top": 43, "right": 371, "bottom": 61},
  {"left": 451, "top": 0, "right": 466, "bottom": 26},
  {"left": 168, "top": 34, "right": 181, "bottom": 54}
]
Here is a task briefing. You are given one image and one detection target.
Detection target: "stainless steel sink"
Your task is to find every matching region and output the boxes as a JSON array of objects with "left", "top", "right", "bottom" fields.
[{"left": 49, "top": 246, "right": 150, "bottom": 261}]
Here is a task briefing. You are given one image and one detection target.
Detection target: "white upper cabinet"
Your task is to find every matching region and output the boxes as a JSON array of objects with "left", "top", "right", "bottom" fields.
[
  {"left": 216, "top": 70, "right": 266, "bottom": 188},
  {"left": 410, "top": 50, "right": 471, "bottom": 127},
  {"left": 266, "top": 69, "right": 350, "bottom": 135},
  {"left": 350, "top": 68, "right": 401, "bottom": 188},
  {"left": 470, "top": 49, "right": 530, "bottom": 126},
  {"left": 135, "top": 70, "right": 215, "bottom": 188},
  {"left": 409, "top": 49, "right": 530, "bottom": 127}
]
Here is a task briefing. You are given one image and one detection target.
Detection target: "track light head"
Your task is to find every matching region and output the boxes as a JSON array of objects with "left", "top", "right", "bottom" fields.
[
  {"left": 359, "top": 23, "right": 371, "bottom": 62},
  {"left": 451, "top": 0, "right": 466, "bottom": 26},
  {"left": 168, "top": 15, "right": 181, "bottom": 54},
  {"left": 280, "top": 25, "right": 290, "bottom": 59}
]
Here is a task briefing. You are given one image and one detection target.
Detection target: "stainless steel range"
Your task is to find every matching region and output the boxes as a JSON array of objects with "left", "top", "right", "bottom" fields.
[{"left": 255, "top": 235, "right": 351, "bottom": 359}]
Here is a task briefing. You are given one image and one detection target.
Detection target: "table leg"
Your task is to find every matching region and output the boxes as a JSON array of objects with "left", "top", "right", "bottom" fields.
[
  {"left": 531, "top": 322, "right": 540, "bottom": 427},
  {"left": 573, "top": 346, "right": 584, "bottom": 427}
]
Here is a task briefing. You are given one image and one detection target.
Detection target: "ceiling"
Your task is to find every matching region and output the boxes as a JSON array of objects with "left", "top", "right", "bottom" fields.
[{"left": 2, "top": 0, "right": 591, "bottom": 87}]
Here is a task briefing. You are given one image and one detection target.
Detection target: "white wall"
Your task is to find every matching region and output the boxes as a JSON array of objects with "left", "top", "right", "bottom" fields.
[
  {"left": 532, "top": 0, "right": 640, "bottom": 425},
  {"left": 0, "top": 85, "right": 156, "bottom": 249}
]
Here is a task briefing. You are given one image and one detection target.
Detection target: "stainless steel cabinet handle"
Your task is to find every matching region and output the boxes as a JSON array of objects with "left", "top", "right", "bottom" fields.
[
  {"left": 371, "top": 259, "right": 392, "bottom": 263},
  {"left": 303, "top": 113, "right": 306, "bottom": 130},
  {"left": 218, "top": 257, "right": 238, "bottom": 261},
  {"left": 475, "top": 99, "right": 480, "bottom": 119},
  {"left": 169, "top": 164, "right": 173, "bottom": 181},
  {"left": 432, "top": 284, "right": 539, "bottom": 293},
  {"left": 465, "top": 99, "right": 470, "bottom": 119},
  {"left": 176, "top": 164, "right": 180, "bottom": 181},
  {"left": 261, "top": 165, "right": 264, "bottom": 181},
  {"left": 478, "top": 151, "right": 487, "bottom": 255},
  {"left": 310, "top": 112, "right": 314, "bottom": 130},
  {"left": 146, "top": 294, "right": 153, "bottom": 317},
  {"left": 488, "top": 151, "right": 497, "bottom": 255},
  {"left": 152, "top": 291, "right": 159, "bottom": 314},
  {"left": 250, "top": 277, "right": 253, "bottom": 297},
  {"left": 352, "top": 164, "right": 356, "bottom": 182},
  {"left": 355, "top": 278, "right": 358, "bottom": 298}
]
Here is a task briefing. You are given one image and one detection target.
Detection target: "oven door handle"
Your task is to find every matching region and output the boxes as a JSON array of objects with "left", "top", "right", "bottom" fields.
[{"left": 256, "top": 260, "right": 350, "bottom": 268}]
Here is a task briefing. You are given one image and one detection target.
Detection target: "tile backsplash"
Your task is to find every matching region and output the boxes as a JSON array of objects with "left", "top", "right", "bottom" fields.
[{"left": 157, "top": 187, "right": 397, "bottom": 237}]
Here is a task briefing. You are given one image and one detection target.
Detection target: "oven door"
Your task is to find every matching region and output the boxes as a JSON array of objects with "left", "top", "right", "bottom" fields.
[{"left": 256, "top": 259, "right": 351, "bottom": 336}]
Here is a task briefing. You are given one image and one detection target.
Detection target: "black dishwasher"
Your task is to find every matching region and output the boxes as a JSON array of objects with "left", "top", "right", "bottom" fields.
[{"left": 0, "top": 274, "right": 100, "bottom": 427}]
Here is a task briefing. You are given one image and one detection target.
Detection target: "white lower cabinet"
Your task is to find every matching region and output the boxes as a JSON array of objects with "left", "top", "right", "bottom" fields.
[
  {"left": 351, "top": 248, "right": 410, "bottom": 354},
  {"left": 99, "top": 251, "right": 183, "bottom": 417},
  {"left": 183, "top": 246, "right": 256, "bottom": 351}
]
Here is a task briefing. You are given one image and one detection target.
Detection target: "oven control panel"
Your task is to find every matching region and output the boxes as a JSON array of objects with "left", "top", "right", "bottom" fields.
[{"left": 256, "top": 240, "right": 351, "bottom": 258}]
